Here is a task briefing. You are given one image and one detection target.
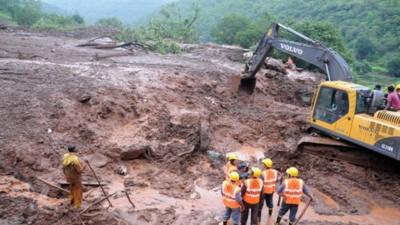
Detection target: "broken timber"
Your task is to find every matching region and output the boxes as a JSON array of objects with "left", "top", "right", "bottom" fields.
[{"left": 35, "top": 177, "right": 69, "bottom": 194}]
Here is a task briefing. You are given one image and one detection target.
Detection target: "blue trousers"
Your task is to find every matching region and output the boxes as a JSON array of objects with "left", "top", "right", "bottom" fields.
[
  {"left": 258, "top": 193, "right": 274, "bottom": 218},
  {"left": 278, "top": 202, "right": 298, "bottom": 223},
  {"left": 223, "top": 207, "right": 240, "bottom": 225}
]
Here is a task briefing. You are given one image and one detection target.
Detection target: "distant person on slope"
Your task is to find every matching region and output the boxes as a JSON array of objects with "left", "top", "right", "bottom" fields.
[
  {"left": 385, "top": 85, "right": 400, "bottom": 111},
  {"left": 62, "top": 144, "right": 86, "bottom": 208}
]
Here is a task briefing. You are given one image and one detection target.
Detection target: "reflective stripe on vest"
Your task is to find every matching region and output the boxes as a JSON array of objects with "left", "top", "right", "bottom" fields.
[
  {"left": 222, "top": 181, "right": 241, "bottom": 208},
  {"left": 262, "top": 169, "right": 278, "bottom": 194},
  {"left": 283, "top": 178, "right": 303, "bottom": 205},
  {"left": 243, "top": 178, "right": 263, "bottom": 204}
]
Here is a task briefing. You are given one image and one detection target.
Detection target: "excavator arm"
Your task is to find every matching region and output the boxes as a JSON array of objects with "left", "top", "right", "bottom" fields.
[{"left": 240, "top": 23, "right": 352, "bottom": 94}]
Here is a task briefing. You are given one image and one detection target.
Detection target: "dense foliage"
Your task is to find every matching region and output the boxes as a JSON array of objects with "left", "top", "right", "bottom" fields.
[{"left": 0, "top": 0, "right": 85, "bottom": 29}]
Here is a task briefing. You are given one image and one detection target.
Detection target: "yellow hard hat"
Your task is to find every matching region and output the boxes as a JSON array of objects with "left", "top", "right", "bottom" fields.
[
  {"left": 251, "top": 167, "right": 261, "bottom": 177},
  {"left": 396, "top": 84, "right": 400, "bottom": 90},
  {"left": 286, "top": 167, "right": 299, "bottom": 177},
  {"left": 227, "top": 153, "right": 238, "bottom": 161},
  {"left": 262, "top": 158, "right": 273, "bottom": 168},
  {"left": 229, "top": 171, "right": 240, "bottom": 182}
]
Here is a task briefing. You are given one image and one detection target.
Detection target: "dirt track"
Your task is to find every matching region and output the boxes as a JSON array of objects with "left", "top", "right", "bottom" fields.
[{"left": 0, "top": 29, "right": 400, "bottom": 225}]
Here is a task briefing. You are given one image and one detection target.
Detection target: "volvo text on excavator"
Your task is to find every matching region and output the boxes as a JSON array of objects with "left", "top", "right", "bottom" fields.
[{"left": 240, "top": 22, "right": 400, "bottom": 162}]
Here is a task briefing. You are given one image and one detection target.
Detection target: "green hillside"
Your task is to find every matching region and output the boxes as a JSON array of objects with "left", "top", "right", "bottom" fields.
[{"left": 160, "top": 0, "right": 400, "bottom": 84}]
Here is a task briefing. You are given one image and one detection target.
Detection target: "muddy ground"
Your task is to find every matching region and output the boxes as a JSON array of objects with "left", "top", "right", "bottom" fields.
[{"left": 0, "top": 28, "right": 399, "bottom": 225}]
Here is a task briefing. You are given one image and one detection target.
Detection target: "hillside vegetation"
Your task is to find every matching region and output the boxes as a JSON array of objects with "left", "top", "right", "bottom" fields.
[
  {"left": 0, "top": 0, "right": 84, "bottom": 29},
  {"left": 160, "top": 0, "right": 400, "bottom": 84}
]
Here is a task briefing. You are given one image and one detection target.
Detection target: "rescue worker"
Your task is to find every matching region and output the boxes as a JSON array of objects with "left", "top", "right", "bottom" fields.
[
  {"left": 225, "top": 153, "right": 239, "bottom": 180},
  {"left": 275, "top": 167, "right": 313, "bottom": 225},
  {"left": 62, "top": 144, "right": 85, "bottom": 208},
  {"left": 241, "top": 167, "right": 263, "bottom": 225},
  {"left": 222, "top": 171, "right": 244, "bottom": 225},
  {"left": 258, "top": 158, "right": 280, "bottom": 221},
  {"left": 238, "top": 161, "right": 250, "bottom": 180}
]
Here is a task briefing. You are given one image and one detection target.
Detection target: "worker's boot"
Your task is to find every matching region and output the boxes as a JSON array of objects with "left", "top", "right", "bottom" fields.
[
  {"left": 274, "top": 216, "right": 282, "bottom": 225},
  {"left": 268, "top": 208, "right": 273, "bottom": 216},
  {"left": 223, "top": 221, "right": 227, "bottom": 225}
]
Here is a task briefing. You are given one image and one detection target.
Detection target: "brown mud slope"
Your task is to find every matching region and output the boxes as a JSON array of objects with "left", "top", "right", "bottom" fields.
[{"left": 0, "top": 29, "right": 400, "bottom": 225}]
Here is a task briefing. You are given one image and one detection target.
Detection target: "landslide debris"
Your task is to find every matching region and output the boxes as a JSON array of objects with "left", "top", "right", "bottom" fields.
[{"left": 0, "top": 29, "right": 399, "bottom": 225}]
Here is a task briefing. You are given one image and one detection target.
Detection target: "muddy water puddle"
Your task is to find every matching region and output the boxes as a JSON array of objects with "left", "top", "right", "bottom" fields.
[{"left": 109, "top": 178, "right": 222, "bottom": 215}]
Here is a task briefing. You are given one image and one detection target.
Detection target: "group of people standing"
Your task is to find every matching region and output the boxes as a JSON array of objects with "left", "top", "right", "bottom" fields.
[{"left": 221, "top": 153, "right": 313, "bottom": 225}]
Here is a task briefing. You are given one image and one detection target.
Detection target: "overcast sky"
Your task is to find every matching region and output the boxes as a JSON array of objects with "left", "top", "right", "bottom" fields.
[{"left": 42, "top": 0, "right": 177, "bottom": 24}]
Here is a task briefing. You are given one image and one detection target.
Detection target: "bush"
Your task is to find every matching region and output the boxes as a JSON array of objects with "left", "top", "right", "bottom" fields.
[
  {"left": 71, "top": 14, "right": 84, "bottom": 24},
  {"left": 353, "top": 61, "right": 372, "bottom": 74},
  {"left": 96, "top": 17, "right": 123, "bottom": 29},
  {"left": 114, "top": 3, "right": 200, "bottom": 54},
  {"left": 387, "top": 53, "right": 400, "bottom": 77},
  {"left": 32, "top": 14, "right": 84, "bottom": 30},
  {"left": 355, "top": 37, "right": 375, "bottom": 60}
]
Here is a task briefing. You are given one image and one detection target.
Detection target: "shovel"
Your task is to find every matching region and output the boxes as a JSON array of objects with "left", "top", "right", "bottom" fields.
[{"left": 293, "top": 198, "right": 313, "bottom": 225}]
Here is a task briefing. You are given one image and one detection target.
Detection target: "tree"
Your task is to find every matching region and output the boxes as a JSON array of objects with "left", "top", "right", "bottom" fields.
[
  {"left": 211, "top": 13, "right": 252, "bottom": 45},
  {"left": 72, "top": 14, "right": 84, "bottom": 24},
  {"left": 10, "top": 0, "right": 42, "bottom": 27},
  {"left": 355, "top": 37, "right": 375, "bottom": 60},
  {"left": 290, "top": 21, "right": 353, "bottom": 64}
]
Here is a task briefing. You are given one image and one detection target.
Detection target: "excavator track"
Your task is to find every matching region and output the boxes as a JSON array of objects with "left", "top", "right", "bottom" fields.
[{"left": 297, "top": 136, "right": 381, "bottom": 169}]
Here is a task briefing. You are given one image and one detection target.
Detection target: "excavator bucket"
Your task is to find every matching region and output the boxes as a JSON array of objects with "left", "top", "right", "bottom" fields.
[{"left": 238, "top": 77, "right": 256, "bottom": 95}]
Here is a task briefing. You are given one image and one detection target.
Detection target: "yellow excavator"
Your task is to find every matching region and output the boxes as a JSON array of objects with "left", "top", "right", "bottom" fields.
[{"left": 239, "top": 23, "right": 400, "bottom": 162}]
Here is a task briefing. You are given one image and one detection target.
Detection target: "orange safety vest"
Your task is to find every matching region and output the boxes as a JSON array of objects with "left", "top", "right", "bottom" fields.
[
  {"left": 262, "top": 169, "right": 278, "bottom": 194},
  {"left": 222, "top": 181, "right": 241, "bottom": 209},
  {"left": 225, "top": 162, "right": 237, "bottom": 179},
  {"left": 243, "top": 178, "right": 263, "bottom": 204},
  {"left": 283, "top": 178, "right": 304, "bottom": 205}
]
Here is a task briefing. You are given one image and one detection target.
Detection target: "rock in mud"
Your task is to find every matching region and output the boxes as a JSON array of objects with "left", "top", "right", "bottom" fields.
[
  {"left": 88, "top": 153, "right": 109, "bottom": 168},
  {"left": 265, "top": 58, "right": 287, "bottom": 74},
  {"left": 124, "top": 177, "right": 148, "bottom": 188},
  {"left": 199, "top": 120, "right": 211, "bottom": 152},
  {"left": 79, "top": 93, "right": 91, "bottom": 103},
  {"left": 120, "top": 144, "right": 152, "bottom": 160},
  {"left": 116, "top": 164, "right": 128, "bottom": 176}
]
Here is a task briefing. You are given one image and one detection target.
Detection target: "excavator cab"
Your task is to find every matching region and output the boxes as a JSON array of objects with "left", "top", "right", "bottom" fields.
[{"left": 310, "top": 82, "right": 354, "bottom": 137}]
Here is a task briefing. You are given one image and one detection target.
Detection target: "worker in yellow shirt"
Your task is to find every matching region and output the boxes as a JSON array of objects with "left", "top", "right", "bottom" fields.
[{"left": 62, "top": 144, "right": 86, "bottom": 208}]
